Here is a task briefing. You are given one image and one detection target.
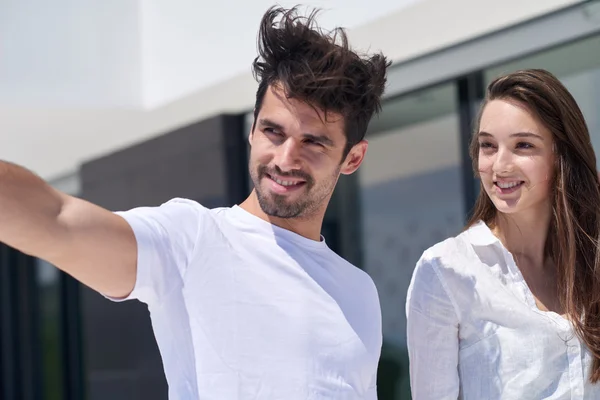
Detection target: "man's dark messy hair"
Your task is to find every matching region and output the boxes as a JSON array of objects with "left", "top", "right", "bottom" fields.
[{"left": 251, "top": 5, "right": 390, "bottom": 158}]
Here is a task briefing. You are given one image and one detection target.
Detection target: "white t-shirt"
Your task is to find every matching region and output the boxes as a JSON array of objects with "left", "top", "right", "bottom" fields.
[
  {"left": 107, "top": 198, "right": 382, "bottom": 399},
  {"left": 406, "top": 220, "right": 600, "bottom": 399}
]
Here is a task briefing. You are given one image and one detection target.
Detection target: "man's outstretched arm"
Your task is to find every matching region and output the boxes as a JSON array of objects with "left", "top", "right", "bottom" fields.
[{"left": 0, "top": 160, "right": 137, "bottom": 298}]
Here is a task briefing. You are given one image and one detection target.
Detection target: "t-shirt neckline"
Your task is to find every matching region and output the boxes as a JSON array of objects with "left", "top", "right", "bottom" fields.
[{"left": 231, "top": 205, "right": 328, "bottom": 250}]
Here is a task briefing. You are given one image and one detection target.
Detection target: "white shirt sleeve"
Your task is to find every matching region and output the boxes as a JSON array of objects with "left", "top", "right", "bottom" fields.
[
  {"left": 406, "top": 254, "right": 460, "bottom": 400},
  {"left": 106, "top": 198, "right": 206, "bottom": 306}
]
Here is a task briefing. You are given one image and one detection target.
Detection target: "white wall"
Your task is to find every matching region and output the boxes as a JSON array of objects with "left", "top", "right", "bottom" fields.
[
  {"left": 141, "top": 0, "right": 422, "bottom": 109},
  {"left": 348, "top": 0, "right": 582, "bottom": 66},
  {"left": 0, "top": 0, "right": 142, "bottom": 108},
  {"left": 0, "top": 0, "right": 586, "bottom": 181}
]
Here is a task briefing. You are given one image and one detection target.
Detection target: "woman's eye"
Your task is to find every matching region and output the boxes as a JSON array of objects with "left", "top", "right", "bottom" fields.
[{"left": 517, "top": 142, "right": 534, "bottom": 149}]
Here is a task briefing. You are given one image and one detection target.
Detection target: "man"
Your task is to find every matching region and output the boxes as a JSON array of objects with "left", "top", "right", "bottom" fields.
[{"left": 0, "top": 6, "right": 390, "bottom": 399}]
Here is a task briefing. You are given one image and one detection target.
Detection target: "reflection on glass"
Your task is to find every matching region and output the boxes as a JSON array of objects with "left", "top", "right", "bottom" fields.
[
  {"left": 36, "top": 259, "right": 64, "bottom": 400},
  {"left": 360, "top": 83, "right": 464, "bottom": 399}
]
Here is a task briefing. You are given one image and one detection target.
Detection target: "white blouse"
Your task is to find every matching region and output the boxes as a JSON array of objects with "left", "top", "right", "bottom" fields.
[{"left": 406, "top": 220, "right": 600, "bottom": 399}]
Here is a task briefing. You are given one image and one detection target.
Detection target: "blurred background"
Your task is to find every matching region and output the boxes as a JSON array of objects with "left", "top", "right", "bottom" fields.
[{"left": 1, "top": 0, "right": 599, "bottom": 399}]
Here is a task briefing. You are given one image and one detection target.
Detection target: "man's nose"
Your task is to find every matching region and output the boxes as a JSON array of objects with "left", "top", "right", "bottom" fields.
[{"left": 273, "top": 138, "right": 302, "bottom": 172}]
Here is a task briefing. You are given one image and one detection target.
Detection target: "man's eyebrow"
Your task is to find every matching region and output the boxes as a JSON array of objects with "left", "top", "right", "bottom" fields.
[
  {"left": 259, "top": 118, "right": 335, "bottom": 146},
  {"left": 258, "top": 118, "right": 284, "bottom": 131}
]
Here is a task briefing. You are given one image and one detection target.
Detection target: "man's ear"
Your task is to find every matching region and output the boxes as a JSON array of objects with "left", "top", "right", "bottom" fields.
[{"left": 341, "top": 140, "right": 368, "bottom": 175}]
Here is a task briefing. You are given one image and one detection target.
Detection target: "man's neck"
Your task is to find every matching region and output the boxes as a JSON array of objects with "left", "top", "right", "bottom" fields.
[{"left": 239, "top": 190, "right": 325, "bottom": 242}]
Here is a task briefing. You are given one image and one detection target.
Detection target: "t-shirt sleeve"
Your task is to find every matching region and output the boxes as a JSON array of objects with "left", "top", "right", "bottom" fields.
[{"left": 103, "top": 198, "right": 207, "bottom": 306}]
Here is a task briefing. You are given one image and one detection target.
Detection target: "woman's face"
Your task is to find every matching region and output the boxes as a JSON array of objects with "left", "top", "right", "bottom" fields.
[{"left": 477, "top": 99, "right": 555, "bottom": 217}]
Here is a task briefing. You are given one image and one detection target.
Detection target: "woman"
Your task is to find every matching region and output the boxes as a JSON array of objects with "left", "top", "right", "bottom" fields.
[{"left": 406, "top": 69, "right": 600, "bottom": 399}]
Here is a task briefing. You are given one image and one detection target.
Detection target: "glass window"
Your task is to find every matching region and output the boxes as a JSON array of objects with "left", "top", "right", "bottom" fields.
[
  {"left": 357, "top": 82, "right": 465, "bottom": 398},
  {"left": 485, "top": 34, "right": 600, "bottom": 161},
  {"left": 36, "top": 259, "right": 65, "bottom": 400}
]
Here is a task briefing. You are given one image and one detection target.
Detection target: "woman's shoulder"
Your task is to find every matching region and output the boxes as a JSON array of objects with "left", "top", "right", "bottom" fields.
[
  {"left": 408, "top": 223, "right": 487, "bottom": 317},
  {"left": 416, "top": 222, "right": 486, "bottom": 277}
]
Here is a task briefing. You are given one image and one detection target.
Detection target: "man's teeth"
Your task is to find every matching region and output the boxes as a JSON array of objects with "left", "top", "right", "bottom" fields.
[
  {"left": 274, "top": 177, "right": 298, "bottom": 186},
  {"left": 497, "top": 181, "right": 521, "bottom": 189}
]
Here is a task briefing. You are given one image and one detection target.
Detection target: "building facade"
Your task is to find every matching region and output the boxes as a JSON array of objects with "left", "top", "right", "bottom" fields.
[{"left": 1, "top": 1, "right": 599, "bottom": 399}]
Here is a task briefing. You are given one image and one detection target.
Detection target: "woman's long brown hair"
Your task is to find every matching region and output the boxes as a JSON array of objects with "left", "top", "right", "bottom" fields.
[{"left": 466, "top": 69, "right": 600, "bottom": 382}]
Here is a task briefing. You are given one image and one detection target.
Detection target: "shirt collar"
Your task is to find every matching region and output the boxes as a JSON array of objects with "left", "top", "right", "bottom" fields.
[{"left": 465, "top": 220, "right": 500, "bottom": 247}]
